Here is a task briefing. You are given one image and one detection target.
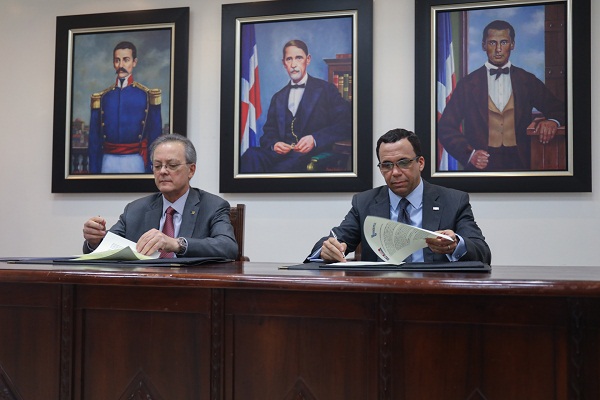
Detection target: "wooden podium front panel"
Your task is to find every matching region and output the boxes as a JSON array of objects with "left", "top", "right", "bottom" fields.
[
  {"left": 223, "top": 289, "right": 379, "bottom": 399},
  {"left": 73, "top": 285, "right": 213, "bottom": 400},
  {"left": 390, "top": 294, "right": 569, "bottom": 399},
  {"left": 1, "top": 263, "right": 600, "bottom": 399},
  {"left": 582, "top": 299, "right": 600, "bottom": 397},
  {"left": 0, "top": 283, "right": 62, "bottom": 399}
]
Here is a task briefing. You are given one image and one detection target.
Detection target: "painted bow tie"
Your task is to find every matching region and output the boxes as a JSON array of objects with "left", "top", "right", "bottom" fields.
[{"left": 489, "top": 67, "right": 509, "bottom": 80}]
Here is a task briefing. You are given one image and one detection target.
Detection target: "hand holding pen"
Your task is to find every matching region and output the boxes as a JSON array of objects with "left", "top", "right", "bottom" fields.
[
  {"left": 321, "top": 229, "right": 347, "bottom": 263},
  {"left": 83, "top": 216, "right": 107, "bottom": 249}
]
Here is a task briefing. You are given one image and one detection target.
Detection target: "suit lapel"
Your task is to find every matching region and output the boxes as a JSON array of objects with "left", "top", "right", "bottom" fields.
[
  {"left": 421, "top": 181, "right": 443, "bottom": 262},
  {"left": 145, "top": 195, "right": 163, "bottom": 230},
  {"left": 472, "top": 66, "right": 489, "bottom": 123},
  {"left": 422, "top": 181, "right": 442, "bottom": 232},
  {"left": 367, "top": 186, "right": 392, "bottom": 219},
  {"left": 179, "top": 188, "right": 200, "bottom": 237},
  {"left": 295, "top": 76, "right": 321, "bottom": 132},
  {"left": 509, "top": 66, "right": 527, "bottom": 129},
  {"left": 275, "top": 87, "right": 291, "bottom": 139}
]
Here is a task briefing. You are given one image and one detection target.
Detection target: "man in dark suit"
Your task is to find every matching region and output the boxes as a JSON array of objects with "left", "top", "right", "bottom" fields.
[
  {"left": 240, "top": 39, "right": 351, "bottom": 173},
  {"left": 438, "top": 20, "right": 565, "bottom": 171},
  {"left": 83, "top": 134, "right": 238, "bottom": 259},
  {"left": 308, "top": 128, "right": 491, "bottom": 264}
]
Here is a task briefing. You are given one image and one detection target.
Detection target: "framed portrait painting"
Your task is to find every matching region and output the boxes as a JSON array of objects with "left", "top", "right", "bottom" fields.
[
  {"left": 220, "top": 0, "right": 373, "bottom": 193},
  {"left": 415, "top": 0, "right": 591, "bottom": 192},
  {"left": 51, "top": 7, "right": 189, "bottom": 193}
]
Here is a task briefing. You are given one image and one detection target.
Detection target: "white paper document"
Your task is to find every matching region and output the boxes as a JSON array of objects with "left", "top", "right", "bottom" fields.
[
  {"left": 363, "top": 216, "right": 452, "bottom": 264},
  {"left": 74, "top": 232, "right": 159, "bottom": 261}
]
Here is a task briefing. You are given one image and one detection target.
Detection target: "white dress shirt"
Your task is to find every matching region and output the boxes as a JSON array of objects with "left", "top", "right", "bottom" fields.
[
  {"left": 287, "top": 75, "right": 308, "bottom": 116},
  {"left": 485, "top": 61, "right": 513, "bottom": 112}
]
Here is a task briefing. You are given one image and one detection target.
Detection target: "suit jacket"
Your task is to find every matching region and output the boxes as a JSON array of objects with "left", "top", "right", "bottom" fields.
[
  {"left": 260, "top": 75, "right": 351, "bottom": 150},
  {"left": 438, "top": 65, "right": 565, "bottom": 167},
  {"left": 83, "top": 188, "right": 238, "bottom": 259},
  {"left": 308, "top": 181, "right": 491, "bottom": 264}
]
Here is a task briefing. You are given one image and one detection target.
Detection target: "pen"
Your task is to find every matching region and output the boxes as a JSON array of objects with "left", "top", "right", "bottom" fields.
[{"left": 330, "top": 229, "right": 346, "bottom": 260}]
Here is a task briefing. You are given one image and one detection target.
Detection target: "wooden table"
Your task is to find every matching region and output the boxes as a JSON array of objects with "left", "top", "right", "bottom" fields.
[{"left": 0, "top": 261, "right": 598, "bottom": 399}]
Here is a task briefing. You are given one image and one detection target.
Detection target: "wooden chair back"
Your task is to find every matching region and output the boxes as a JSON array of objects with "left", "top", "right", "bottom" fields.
[{"left": 229, "top": 204, "right": 249, "bottom": 261}]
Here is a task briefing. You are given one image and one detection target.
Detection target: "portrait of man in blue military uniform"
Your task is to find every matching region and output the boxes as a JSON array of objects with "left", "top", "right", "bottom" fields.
[{"left": 88, "top": 41, "right": 162, "bottom": 174}]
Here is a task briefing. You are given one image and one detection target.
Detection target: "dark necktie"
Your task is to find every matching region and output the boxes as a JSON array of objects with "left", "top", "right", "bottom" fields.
[
  {"left": 159, "top": 206, "right": 176, "bottom": 258},
  {"left": 489, "top": 67, "right": 509, "bottom": 80},
  {"left": 398, "top": 198, "right": 411, "bottom": 225},
  {"left": 398, "top": 198, "right": 412, "bottom": 262},
  {"left": 290, "top": 83, "right": 306, "bottom": 89}
]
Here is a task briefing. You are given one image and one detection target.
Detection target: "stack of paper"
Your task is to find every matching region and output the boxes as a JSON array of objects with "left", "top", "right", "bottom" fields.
[{"left": 75, "top": 232, "right": 159, "bottom": 261}]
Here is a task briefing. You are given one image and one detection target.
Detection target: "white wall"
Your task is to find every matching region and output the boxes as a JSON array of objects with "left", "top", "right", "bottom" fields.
[{"left": 0, "top": 0, "right": 597, "bottom": 266}]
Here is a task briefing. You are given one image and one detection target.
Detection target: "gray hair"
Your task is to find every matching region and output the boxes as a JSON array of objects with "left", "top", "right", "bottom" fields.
[{"left": 150, "top": 133, "right": 197, "bottom": 164}]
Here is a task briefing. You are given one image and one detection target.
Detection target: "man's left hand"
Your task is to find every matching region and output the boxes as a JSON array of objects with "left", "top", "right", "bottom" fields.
[
  {"left": 136, "top": 228, "right": 179, "bottom": 255},
  {"left": 293, "top": 135, "right": 315, "bottom": 153},
  {"left": 425, "top": 229, "right": 458, "bottom": 255},
  {"left": 535, "top": 120, "right": 559, "bottom": 144}
]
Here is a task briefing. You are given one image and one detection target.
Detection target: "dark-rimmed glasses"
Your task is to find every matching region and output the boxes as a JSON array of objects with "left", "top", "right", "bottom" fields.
[{"left": 377, "top": 156, "right": 420, "bottom": 171}]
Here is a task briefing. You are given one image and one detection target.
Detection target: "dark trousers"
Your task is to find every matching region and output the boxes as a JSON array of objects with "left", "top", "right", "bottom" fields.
[
  {"left": 240, "top": 147, "right": 313, "bottom": 173},
  {"left": 466, "top": 145, "right": 524, "bottom": 171}
]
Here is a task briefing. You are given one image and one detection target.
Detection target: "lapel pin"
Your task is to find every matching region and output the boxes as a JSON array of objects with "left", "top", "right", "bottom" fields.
[
  {"left": 433, "top": 207, "right": 440, "bottom": 211},
  {"left": 191, "top": 211, "right": 196, "bottom": 215}
]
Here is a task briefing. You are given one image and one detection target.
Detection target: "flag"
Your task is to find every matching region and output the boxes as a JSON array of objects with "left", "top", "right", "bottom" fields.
[
  {"left": 240, "top": 24, "right": 262, "bottom": 155},
  {"left": 436, "top": 13, "right": 459, "bottom": 171}
]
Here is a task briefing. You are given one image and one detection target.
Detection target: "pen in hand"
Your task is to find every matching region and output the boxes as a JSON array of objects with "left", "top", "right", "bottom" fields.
[
  {"left": 330, "top": 229, "right": 346, "bottom": 260},
  {"left": 98, "top": 216, "right": 106, "bottom": 231}
]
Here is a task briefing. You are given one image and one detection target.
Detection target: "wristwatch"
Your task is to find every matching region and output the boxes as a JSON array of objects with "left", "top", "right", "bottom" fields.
[{"left": 176, "top": 237, "right": 188, "bottom": 256}]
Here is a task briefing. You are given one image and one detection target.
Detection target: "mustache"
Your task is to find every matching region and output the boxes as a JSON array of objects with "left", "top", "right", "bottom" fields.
[{"left": 115, "top": 67, "right": 129, "bottom": 74}]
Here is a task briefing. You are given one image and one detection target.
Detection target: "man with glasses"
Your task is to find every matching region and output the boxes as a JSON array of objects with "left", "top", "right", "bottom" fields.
[
  {"left": 307, "top": 128, "right": 491, "bottom": 264},
  {"left": 82, "top": 134, "right": 238, "bottom": 259}
]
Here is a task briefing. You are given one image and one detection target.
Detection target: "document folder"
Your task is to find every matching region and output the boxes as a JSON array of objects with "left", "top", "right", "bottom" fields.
[
  {"left": 3, "top": 257, "right": 231, "bottom": 267},
  {"left": 57, "top": 257, "right": 232, "bottom": 267},
  {"left": 282, "top": 261, "right": 491, "bottom": 272}
]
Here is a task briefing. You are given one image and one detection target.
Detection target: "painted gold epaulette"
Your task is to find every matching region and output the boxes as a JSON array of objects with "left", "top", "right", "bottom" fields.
[
  {"left": 90, "top": 86, "right": 114, "bottom": 109},
  {"left": 133, "top": 82, "right": 162, "bottom": 106}
]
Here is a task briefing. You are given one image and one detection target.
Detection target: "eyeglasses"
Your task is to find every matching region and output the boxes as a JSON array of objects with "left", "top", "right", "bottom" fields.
[
  {"left": 377, "top": 157, "right": 420, "bottom": 171},
  {"left": 151, "top": 162, "right": 189, "bottom": 172}
]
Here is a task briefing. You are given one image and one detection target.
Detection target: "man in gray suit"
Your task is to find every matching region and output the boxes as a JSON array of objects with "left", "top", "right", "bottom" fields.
[
  {"left": 83, "top": 134, "right": 238, "bottom": 259},
  {"left": 308, "top": 128, "right": 491, "bottom": 264}
]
